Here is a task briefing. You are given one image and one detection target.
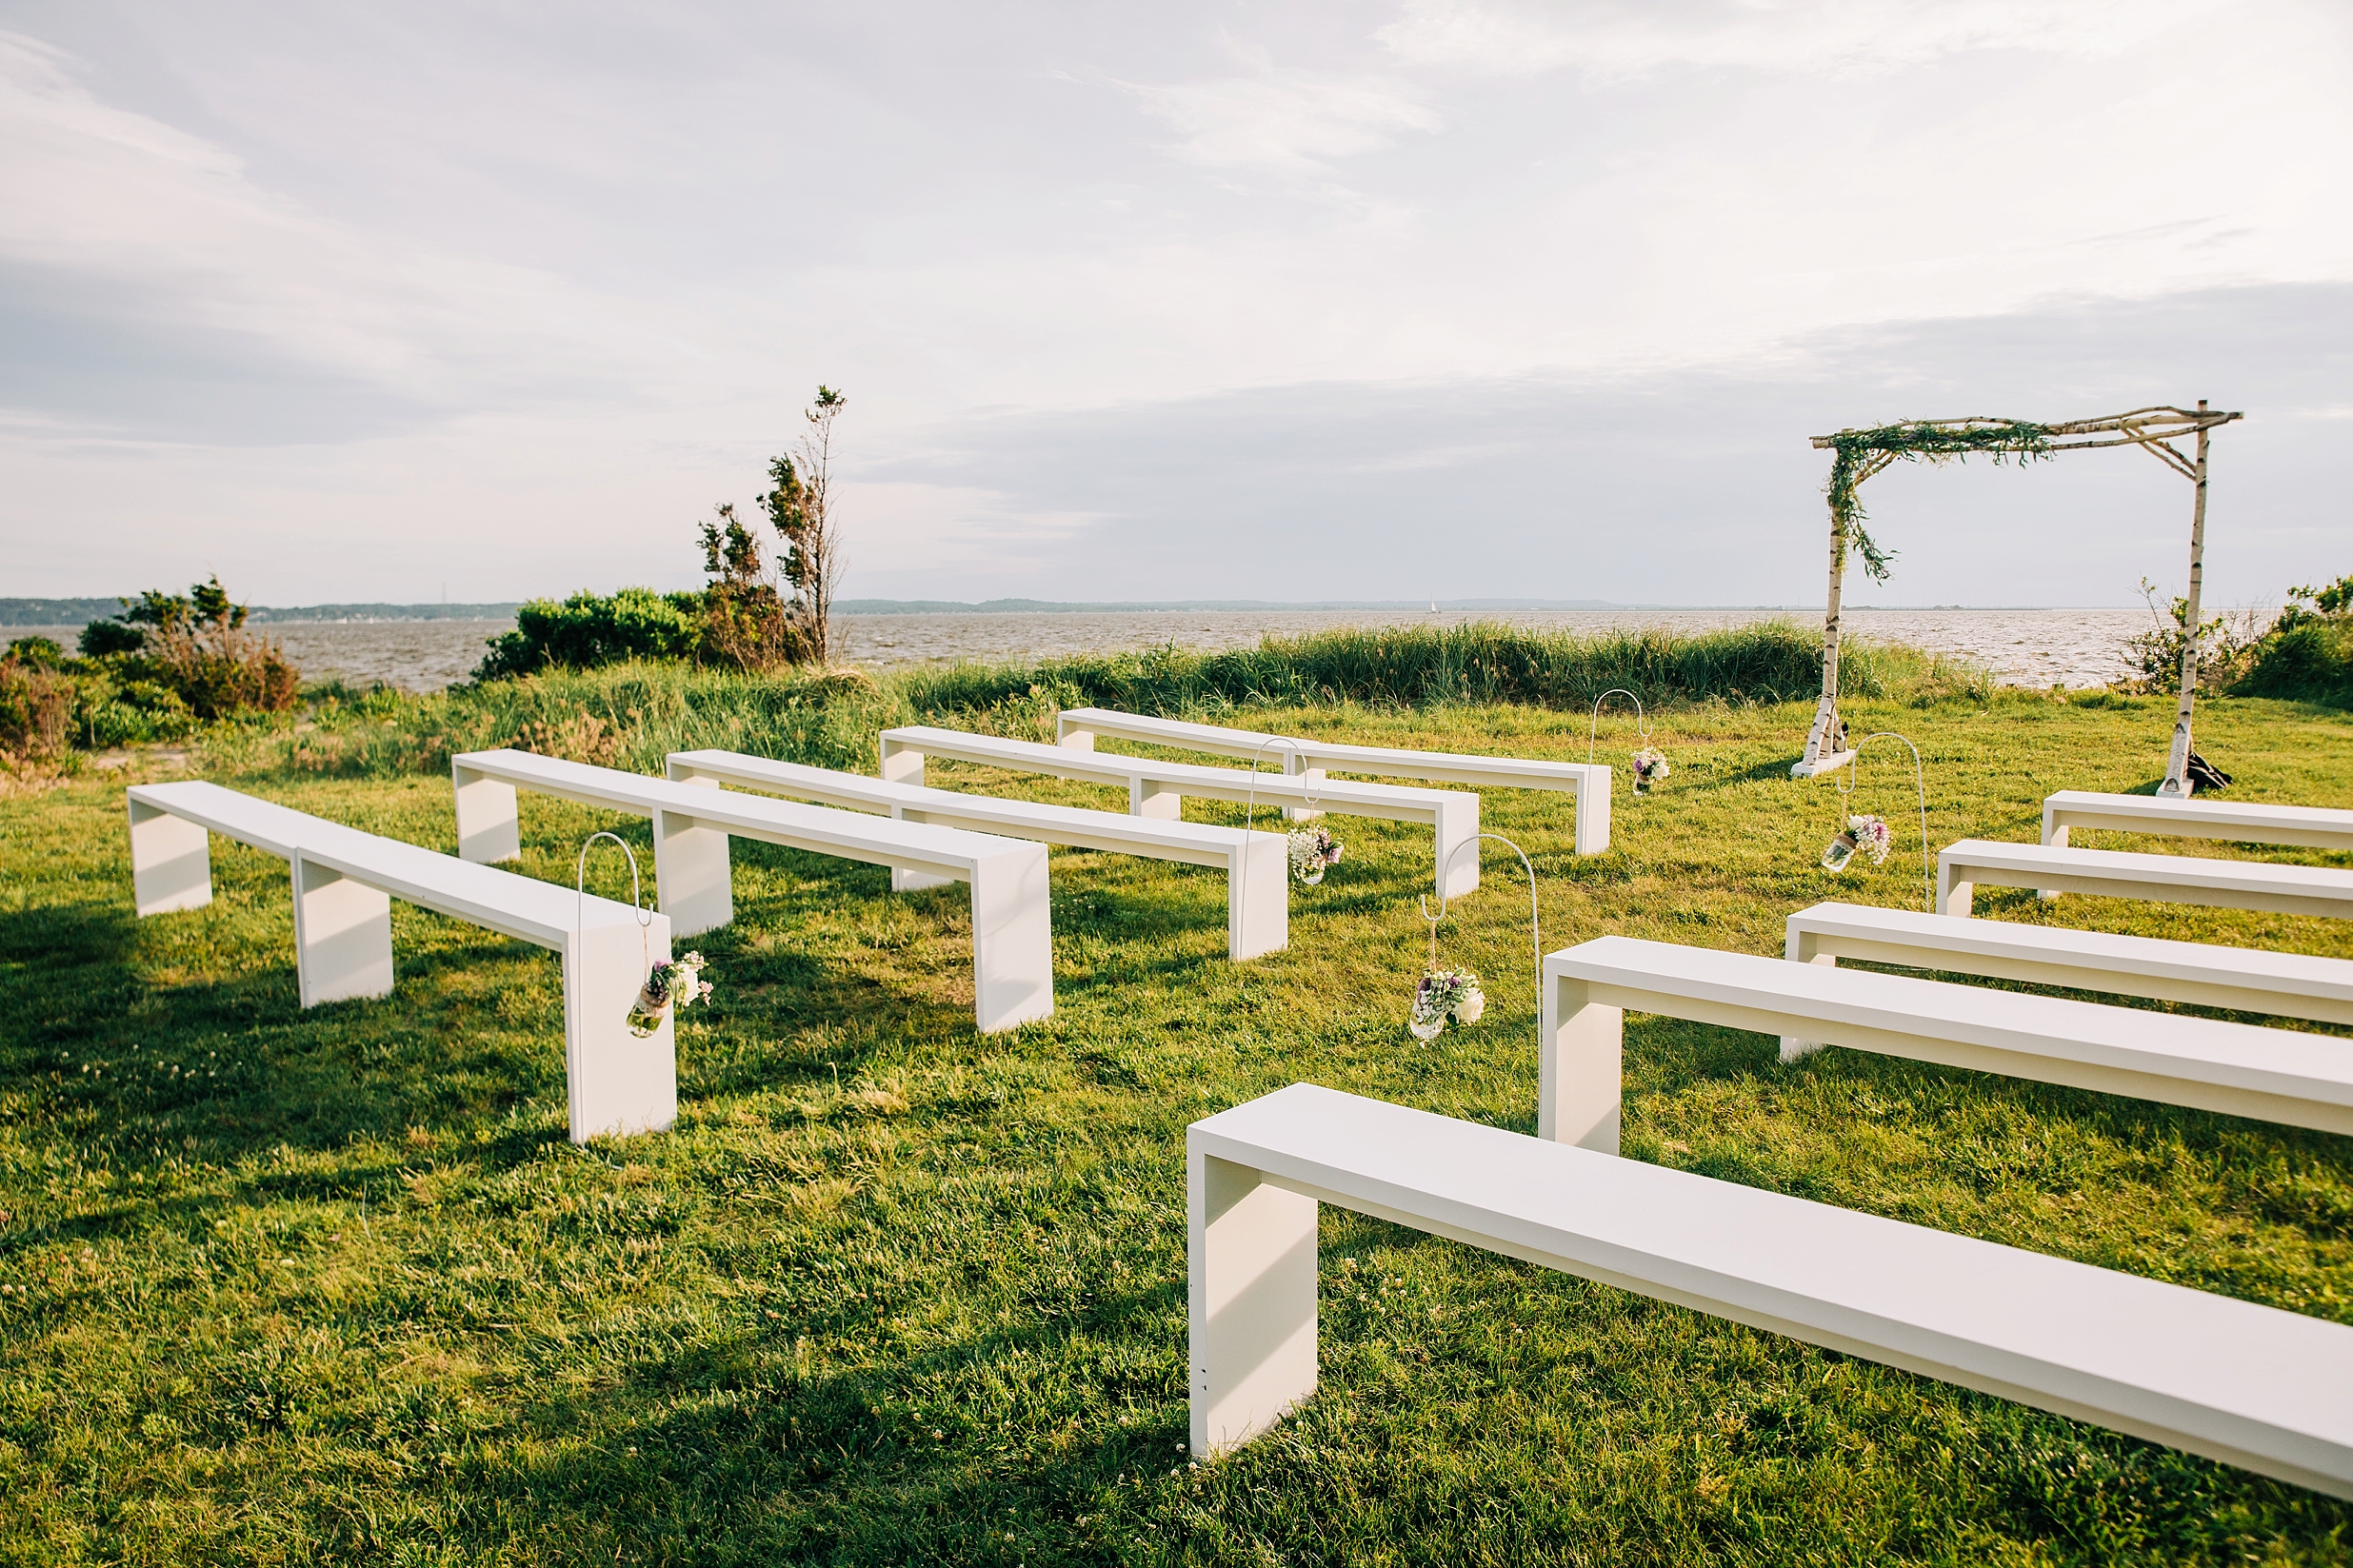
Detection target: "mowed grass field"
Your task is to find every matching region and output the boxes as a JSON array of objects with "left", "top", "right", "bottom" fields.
[{"left": 3, "top": 690, "right": 2351, "bottom": 1565}]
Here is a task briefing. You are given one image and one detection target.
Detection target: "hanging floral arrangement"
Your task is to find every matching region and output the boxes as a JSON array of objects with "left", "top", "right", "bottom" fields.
[
  {"left": 1630, "top": 747, "right": 1669, "bottom": 792},
  {"left": 627, "top": 952, "right": 715, "bottom": 1037},
  {"left": 1821, "top": 813, "right": 1892, "bottom": 874},
  {"left": 1408, "top": 967, "right": 1486, "bottom": 1042},
  {"left": 1287, "top": 826, "right": 1344, "bottom": 885}
]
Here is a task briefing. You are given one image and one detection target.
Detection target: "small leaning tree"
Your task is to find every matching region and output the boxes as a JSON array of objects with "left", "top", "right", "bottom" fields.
[{"left": 764, "top": 386, "right": 847, "bottom": 665}]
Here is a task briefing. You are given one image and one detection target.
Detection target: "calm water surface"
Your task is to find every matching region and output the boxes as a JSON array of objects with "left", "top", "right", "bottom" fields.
[{"left": 10, "top": 607, "right": 2168, "bottom": 692}]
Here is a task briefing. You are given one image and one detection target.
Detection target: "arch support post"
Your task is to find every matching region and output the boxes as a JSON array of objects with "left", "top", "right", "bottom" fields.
[{"left": 2157, "top": 401, "right": 2213, "bottom": 799}]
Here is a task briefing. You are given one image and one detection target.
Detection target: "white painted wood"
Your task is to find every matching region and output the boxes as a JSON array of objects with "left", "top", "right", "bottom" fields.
[
  {"left": 128, "top": 793, "right": 218, "bottom": 915},
  {"left": 1544, "top": 934, "right": 2353, "bottom": 1138},
  {"left": 1779, "top": 902, "right": 2353, "bottom": 1067},
  {"left": 879, "top": 724, "right": 1481, "bottom": 898},
  {"left": 666, "top": 750, "right": 1288, "bottom": 961},
  {"left": 1939, "top": 839, "right": 2353, "bottom": 921},
  {"left": 1057, "top": 705, "right": 1611, "bottom": 854},
  {"left": 126, "top": 781, "right": 675, "bottom": 1142},
  {"left": 1189, "top": 1082, "right": 2353, "bottom": 1497},
  {"left": 2044, "top": 790, "right": 2353, "bottom": 854},
  {"left": 449, "top": 749, "right": 1055, "bottom": 1032}
]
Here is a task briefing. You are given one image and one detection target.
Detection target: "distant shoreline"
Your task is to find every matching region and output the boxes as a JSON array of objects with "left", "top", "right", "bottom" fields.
[{"left": 4, "top": 596, "right": 2165, "bottom": 627}]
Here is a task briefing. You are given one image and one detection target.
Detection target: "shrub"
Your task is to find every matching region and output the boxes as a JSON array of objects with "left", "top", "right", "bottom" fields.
[
  {"left": 2240, "top": 572, "right": 2353, "bottom": 707},
  {"left": 0, "top": 653, "right": 75, "bottom": 761},
  {"left": 75, "top": 577, "right": 301, "bottom": 719},
  {"left": 472, "top": 588, "right": 705, "bottom": 681}
]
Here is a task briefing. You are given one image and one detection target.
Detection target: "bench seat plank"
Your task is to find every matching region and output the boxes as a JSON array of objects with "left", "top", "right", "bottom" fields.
[
  {"left": 2044, "top": 790, "right": 2353, "bottom": 855},
  {"left": 1540, "top": 935, "right": 2353, "bottom": 1147},
  {"left": 451, "top": 749, "right": 1054, "bottom": 1032},
  {"left": 666, "top": 749, "right": 1286, "bottom": 960},
  {"left": 1055, "top": 706, "right": 1609, "bottom": 854},
  {"left": 1188, "top": 1083, "right": 2353, "bottom": 1498},
  {"left": 1785, "top": 901, "right": 2353, "bottom": 1031},
  {"left": 878, "top": 724, "right": 1481, "bottom": 897},
  {"left": 1940, "top": 839, "right": 2353, "bottom": 921}
]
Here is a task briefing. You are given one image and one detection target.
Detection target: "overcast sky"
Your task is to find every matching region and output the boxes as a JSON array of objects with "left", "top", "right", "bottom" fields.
[{"left": 3, "top": 0, "right": 2347, "bottom": 606}]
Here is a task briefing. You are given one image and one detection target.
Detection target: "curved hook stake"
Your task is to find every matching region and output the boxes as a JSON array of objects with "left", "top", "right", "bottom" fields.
[
  {"left": 1588, "top": 687, "right": 1650, "bottom": 767},
  {"left": 1827, "top": 731, "right": 1933, "bottom": 912},
  {"left": 1237, "top": 733, "right": 1319, "bottom": 916},
  {"left": 576, "top": 830, "right": 654, "bottom": 979},
  {"left": 1417, "top": 831, "right": 1543, "bottom": 1026}
]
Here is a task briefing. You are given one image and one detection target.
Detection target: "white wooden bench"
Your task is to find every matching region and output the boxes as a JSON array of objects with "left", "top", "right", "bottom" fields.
[
  {"left": 1055, "top": 706, "right": 1609, "bottom": 855},
  {"left": 1939, "top": 839, "right": 2353, "bottom": 921},
  {"left": 450, "top": 749, "right": 1053, "bottom": 1033},
  {"left": 1188, "top": 1082, "right": 2353, "bottom": 1496},
  {"left": 877, "top": 725, "right": 1481, "bottom": 898},
  {"left": 127, "top": 781, "right": 676, "bottom": 1142},
  {"left": 2044, "top": 790, "right": 2353, "bottom": 854},
  {"left": 1777, "top": 901, "right": 2353, "bottom": 1062},
  {"left": 665, "top": 749, "right": 1286, "bottom": 961},
  {"left": 1538, "top": 935, "right": 2353, "bottom": 1152}
]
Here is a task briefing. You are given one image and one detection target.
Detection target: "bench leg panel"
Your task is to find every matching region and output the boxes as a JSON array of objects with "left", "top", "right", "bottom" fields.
[
  {"left": 1540, "top": 976, "right": 1622, "bottom": 1151},
  {"left": 653, "top": 809, "right": 734, "bottom": 936},
  {"left": 1281, "top": 760, "right": 1325, "bottom": 824},
  {"left": 130, "top": 799, "right": 215, "bottom": 916},
  {"left": 969, "top": 848, "right": 1054, "bottom": 1032},
  {"left": 563, "top": 914, "right": 677, "bottom": 1143},
  {"left": 292, "top": 856, "right": 394, "bottom": 1007},
  {"left": 1779, "top": 933, "right": 1834, "bottom": 1062},
  {"left": 1939, "top": 863, "right": 1976, "bottom": 917},
  {"left": 1132, "top": 779, "right": 1184, "bottom": 820},
  {"left": 1437, "top": 796, "right": 1481, "bottom": 899},
  {"left": 1058, "top": 724, "right": 1095, "bottom": 750},
  {"left": 878, "top": 740, "right": 925, "bottom": 787},
  {"left": 1229, "top": 837, "right": 1289, "bottom": 961},
  {"left": 1576, "top": 770, "right": 1611, "bottom": 856},
  {"left": 452, "top": 766, "right": 522, "bottom": 863},
  {"left": 2038, "top": 823, "right": 2067, "bottom": 900},
  {"left": 1190, "top": 1152, "right": 1318, "bottom": 1459}
]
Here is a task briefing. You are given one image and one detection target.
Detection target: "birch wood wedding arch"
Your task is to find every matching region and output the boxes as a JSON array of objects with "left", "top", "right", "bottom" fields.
[{"left": 1793, "top": 401, "right": 2243, "bottom": 796}]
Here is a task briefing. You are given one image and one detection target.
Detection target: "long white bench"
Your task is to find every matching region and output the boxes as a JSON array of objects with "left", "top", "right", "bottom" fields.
[
  {"left": 1538, "top": 935, "right": 2353, "bottom": 1151},
  {"left": 2044, "top": 790, "right": 2353, "bottom": 854},
  {"left": 1055, "top": 706, "right": 1609, "bottom": 855},
  {"left": 1778, "top": 901, "right": 2353, "bottom": 1062},
  {"left": 1188, "top": 1082, "right": 2353, "bottom": 1496},
  {"left": 665, "top": 749, "right": 1286, "bottom": 961},
  {"left": 127, "top": 781, "right": 675, "bottom": 1143},
  {"left": 1940, "top": 839, "right": 2353, "bottom": 921},
  {"left": 449, "top": 749, "right": 1052, "bottom": 1033},
  {"left": 877, "top": 725, "right": 1481, "bottom": 898}
]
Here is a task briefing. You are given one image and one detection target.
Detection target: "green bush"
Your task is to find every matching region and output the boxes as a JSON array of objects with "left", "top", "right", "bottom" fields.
[
  {"left": 472, "top": 588, "right": 706, "bottom": 681},
  {"left": 2241, "top": 619, "right": 2353, "bottom": 707}
]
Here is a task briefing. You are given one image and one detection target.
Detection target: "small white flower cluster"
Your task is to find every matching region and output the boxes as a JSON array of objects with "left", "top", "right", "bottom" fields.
[
  {"left": 1409, "top": 967, "right": 1485, "bottom": 1041},
  {"left": 627, "top": 952, "right": 714, "bottom": 1037},
  {"left": 1286, "top": 826, "right": 1343, "bottom": 885},
  {"left": 1846, "top": 814, "right": 1893, "bottom": 864},
  {"left": 1630, "top": 747, "right": 1669, "bottom": 785}
]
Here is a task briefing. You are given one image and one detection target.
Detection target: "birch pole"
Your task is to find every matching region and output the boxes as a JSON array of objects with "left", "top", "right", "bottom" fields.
[{"left": 2157, "top": 399, "right": 2213, "bottom": 798}]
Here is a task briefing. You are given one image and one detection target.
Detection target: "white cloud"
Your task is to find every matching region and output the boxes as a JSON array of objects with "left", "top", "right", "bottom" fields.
[
  {"left": 1377, "top": 0, "right": 2212, "bottom": 80},
  {"left": 1126, "top": 57, "right": 1441, "bottom": 177}
]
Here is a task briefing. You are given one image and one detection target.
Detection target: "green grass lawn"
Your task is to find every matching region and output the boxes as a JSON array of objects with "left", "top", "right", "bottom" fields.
[{"left": 4, "top": 690, "right": 2352, "bottom": 1565}]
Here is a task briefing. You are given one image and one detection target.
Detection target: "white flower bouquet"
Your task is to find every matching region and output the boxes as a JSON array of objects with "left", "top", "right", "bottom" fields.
[
  {"left": 1821, "top": 813, "right": 1892, "bottom": 874},
  {"left": 1630, "top": 747, "right": 1669, "bottom": 790},
  {"left": 627, "top": 951, "right": 714, "bottom": 1037},
  {"left": 1287, "top": 826, "right": 1344, "bottom": 885},
  {"left": 1408, "top": 967, "right": 1486, "bottom": 1041}
]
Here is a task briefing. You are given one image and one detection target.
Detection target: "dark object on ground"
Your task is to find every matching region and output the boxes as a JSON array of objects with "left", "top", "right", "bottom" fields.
[{"left": 2186, "top": 751, "right": 2231, "bottom": 792}]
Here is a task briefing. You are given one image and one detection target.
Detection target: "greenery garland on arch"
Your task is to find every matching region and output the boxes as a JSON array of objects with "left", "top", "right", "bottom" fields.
[{"left": 1795, "top": 404, "right": 2242, "bottom": 794}]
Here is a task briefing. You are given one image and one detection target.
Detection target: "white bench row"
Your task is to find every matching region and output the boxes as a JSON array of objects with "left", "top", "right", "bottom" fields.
[
  {"left": 2044, "top": 789, "right": 2353, "bottom": 855},
  {"left": 1780, "top": 902, "right": 2353, "bottom": 1062},
  {"left": 880, "top": 725, "right": 1482, "bottom": 897},
  {"left": 666, "top": 749, "right": 1287, "bottom": 961},
  {"left": 1940, "top": 838, "right": 2353, "bottom": 921},
  {"left": 129, "top": 782, "right": 675, "bottom": 1143},
  {"left": 451, "top": 749, "right": 1054, "bottom": 1033},
  {"left": 1190, "top": 1083, "right": 2353, "bottom": 1495},
  {"left": 1054, "top": 705, "right": 1610, "bottom": 856},
  {"left": 1541, "top": 935, "right": 2353, "bottom": 1149}
]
